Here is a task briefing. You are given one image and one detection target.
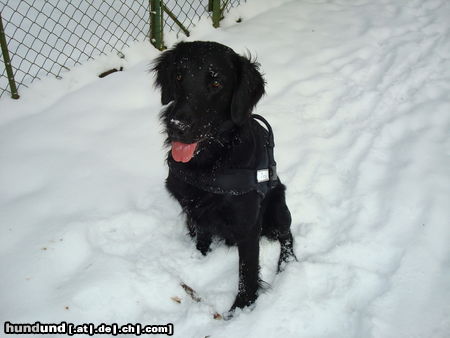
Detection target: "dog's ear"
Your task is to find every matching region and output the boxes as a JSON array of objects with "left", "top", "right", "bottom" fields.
[
  {"left": 231, "top": 54, "right": 266, "bottom": 125},
  {"left": 152, "top": 48, "right": 176, "bottom": 105}
]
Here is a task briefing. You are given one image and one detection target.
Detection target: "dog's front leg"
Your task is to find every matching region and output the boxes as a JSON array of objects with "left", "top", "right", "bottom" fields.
[
  {"left": 187, "top": 216, "right": 212, "bottom": 255},
  {"left": 230, "top": 232, "right": 260, "bottom": 312}
]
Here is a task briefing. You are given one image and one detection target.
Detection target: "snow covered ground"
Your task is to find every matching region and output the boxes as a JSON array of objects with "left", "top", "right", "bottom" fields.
[{"left": 1, "top": 0, "right": 449, "bottom": 337}]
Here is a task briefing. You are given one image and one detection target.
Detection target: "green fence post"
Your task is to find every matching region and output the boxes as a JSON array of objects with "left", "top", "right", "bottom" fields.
[
  {"left": 212, "top": 0, "right": 221, "bottom": 28},
  {"left": 0, "top": 12, "right": 19, "bottom": 99},
  {"left": 150, "top": 0, "right": 164, "bottom": 50}
]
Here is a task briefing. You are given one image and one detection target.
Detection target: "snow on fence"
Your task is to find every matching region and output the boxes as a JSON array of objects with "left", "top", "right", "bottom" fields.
[{"left": 0, "top": 0, "right": 243, "bottom": 99}]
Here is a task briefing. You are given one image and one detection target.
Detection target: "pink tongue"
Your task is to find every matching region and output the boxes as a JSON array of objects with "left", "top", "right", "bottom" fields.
[{"left": 171, "top": 142, "right": 198, "bottom": 163}]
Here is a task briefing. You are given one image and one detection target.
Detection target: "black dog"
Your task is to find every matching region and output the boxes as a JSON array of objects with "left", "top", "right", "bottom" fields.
[{"left": 152, "top": 41, "right": 296, "bottom": 315}]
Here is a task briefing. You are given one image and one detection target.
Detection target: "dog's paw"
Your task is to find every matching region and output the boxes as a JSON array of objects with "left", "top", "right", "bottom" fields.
[
  {"left": 230, "top": 292, "right": 257, "bottom": 310},
  {"left": 222, "top": 309, "right": 235, "bottom": 321},
  {"left": 196, "top": 242, "right": 211, "bottom": 256},
  {"left": 277, "top": 251, "right": 298, "bottom": 273},
  {"left": 224, "top": 297, "right": 257, "bottom": 320}
]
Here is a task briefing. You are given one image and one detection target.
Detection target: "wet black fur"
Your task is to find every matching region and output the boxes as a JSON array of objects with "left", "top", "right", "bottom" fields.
[{"left": 152, "top": 41, "right": 296, "bottom": 315}]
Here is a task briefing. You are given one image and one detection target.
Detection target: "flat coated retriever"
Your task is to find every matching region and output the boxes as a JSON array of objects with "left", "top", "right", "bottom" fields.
[{"left": 152, "top": 41, "right": 296, "bottom": 316}]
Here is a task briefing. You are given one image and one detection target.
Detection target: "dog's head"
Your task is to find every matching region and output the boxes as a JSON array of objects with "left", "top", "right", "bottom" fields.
[{"left": 152, "top": 41, "right": 265, "bottom": 163}]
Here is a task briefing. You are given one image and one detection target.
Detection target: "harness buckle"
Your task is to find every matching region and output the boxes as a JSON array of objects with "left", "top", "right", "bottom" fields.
[
  {"left": 270, "top": 165, "right": 277, "bottom": 181},
  {"left": 257, "top": 169, "right": 270, "bottom": 183}
]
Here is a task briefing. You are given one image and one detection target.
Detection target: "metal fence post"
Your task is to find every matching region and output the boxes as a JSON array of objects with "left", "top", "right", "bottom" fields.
[
  {"left": 211, "top": 0, "right": 221, "bottom": 28},
  {"left": 0, "top": 12, "right": 19, "bottom": 99},
  {"left": 150, "top": 0, "right": 165, "bottom": 50}
]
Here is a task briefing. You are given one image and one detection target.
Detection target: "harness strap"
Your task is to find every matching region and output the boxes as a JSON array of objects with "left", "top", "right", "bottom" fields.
[
  {"left": 168, "top": 160, "right": 258, "bottom": 195},
  {"left": 252, "top": 114, "right": 278, "bottom": 187}
]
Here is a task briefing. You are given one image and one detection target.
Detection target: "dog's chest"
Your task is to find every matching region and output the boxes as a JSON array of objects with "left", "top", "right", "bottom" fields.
[{"left": 166, "top": 172, "right": 262, "bottom": 237}]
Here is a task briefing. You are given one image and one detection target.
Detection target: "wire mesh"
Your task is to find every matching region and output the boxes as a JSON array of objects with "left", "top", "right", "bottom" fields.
[
  {"left": 164, "top": 1, "right": 206, "bottom": 35},
  {"left": 223, "top": 0, "right": 244, "bottom": 15},
  {"left": 0, "top": 0, "right": 150, "bottom": 98},
  {"left": 0, "top": 0, "right": 244, "bottom": 99},
  {"left": 163, "top": 0, "right": 243, "bottom": 36}
]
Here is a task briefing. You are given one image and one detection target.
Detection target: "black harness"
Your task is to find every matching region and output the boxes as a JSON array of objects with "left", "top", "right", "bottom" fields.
[{"left": 168, "top": 114, "right": 278, "bottom": 197}]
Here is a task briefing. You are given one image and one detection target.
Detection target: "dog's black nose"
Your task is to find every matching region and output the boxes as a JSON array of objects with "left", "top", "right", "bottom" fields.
[
  {"left": 170, "top": 118, "right": 188, "bottom": 130},
  {"left": 169, "top": 118, "right": 191, "bottom": 141},
  {"left": 170, "top": 128, "right": 186, "bottom": 141}
]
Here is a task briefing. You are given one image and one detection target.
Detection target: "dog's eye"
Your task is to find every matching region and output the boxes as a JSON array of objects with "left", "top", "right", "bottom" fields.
[
  {"left": 176, "top": 74, "right": 182, "bottom": 81},
  {"left": 211, "top": 80, "right": 221, "bottom": 88}
]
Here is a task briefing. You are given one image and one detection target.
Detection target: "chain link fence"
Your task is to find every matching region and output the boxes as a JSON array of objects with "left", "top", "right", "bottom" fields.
[
  {"left": 163, "top": 0, "right": 241, "bottom": 34},
  {"left": 0, "top": 0, "right": 244, "bottom": 99}
]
